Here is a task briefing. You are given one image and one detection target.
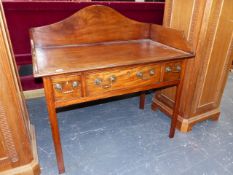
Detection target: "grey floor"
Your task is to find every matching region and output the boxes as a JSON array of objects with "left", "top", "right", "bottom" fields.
[{"left": 28, "top": 73, "right": 233, "bottom": 175}]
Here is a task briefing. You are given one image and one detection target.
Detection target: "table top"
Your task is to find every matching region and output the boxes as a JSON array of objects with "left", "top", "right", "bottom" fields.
[{"left": 33, "top": 39, "right": 193, "bottom": 77}]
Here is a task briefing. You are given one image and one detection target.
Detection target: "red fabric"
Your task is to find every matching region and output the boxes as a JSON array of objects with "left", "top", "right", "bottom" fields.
[
  {"left": 20, "top": 75, "right": 43, "bottom": 90},
  {"left": 3, "top": 1, "right": 164, "bottom": 90}
]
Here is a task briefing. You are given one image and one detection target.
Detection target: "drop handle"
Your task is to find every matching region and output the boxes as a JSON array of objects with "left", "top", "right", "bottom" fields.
[
  {"left": 102, "top": 84, "right": 111, "bottom": 89},
  {"left": 55, "top": 83, "right": 62, "bottom": 91}
]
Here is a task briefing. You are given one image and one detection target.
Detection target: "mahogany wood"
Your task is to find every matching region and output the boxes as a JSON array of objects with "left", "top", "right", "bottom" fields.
[
  {"left": 55, "top": 79, "right": 181, "bottom": 109},
  {"left": 231, "top": 60, "right": 233, "bottom": 71},
  {"left": 30, "top": 5, "right": 194, "bottom": 173},
  {"left": 30, "top": 5, "right": 150, "bottom": 48},
  {"left": 169, "top": 60, "right": 186, "bottom": 138},
  {"left": 32, "top": 40, "right": 191, "bottom": 78},
  {"left": 153, "top": 0, "right": 233, "bottom": 132},
  {"left": 150, "top": 24, "right": 193, "bottom": 53},
  {"left": 51, "top": 74, "right": 82, "bottom": 101},
  {"left": 85, "top": 63, "right": 161, "bottom": 97},
  {"left": 139, "top": 92, "right": 146, "bottom": 110},
  {"left": 43, "top": 77, "right": 65, "bottom": 174}
]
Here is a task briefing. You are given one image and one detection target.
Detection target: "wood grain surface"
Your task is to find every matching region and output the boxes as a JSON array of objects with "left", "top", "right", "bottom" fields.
[
  {"left": 153, "top": 0, "right": 233, "bottom": 132},
  {"left": 30, "top": 5, "right": 194, "bottom": 173},
  {"left": 30, "top": 5, "right": 150, "bottom": 47},
  {"left": 32, "top": 39, "right": 193, "bottom": 78}
]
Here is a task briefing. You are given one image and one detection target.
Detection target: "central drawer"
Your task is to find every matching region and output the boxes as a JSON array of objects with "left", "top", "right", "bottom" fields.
[{"left": 85, "top": 64, "right": 161, "bottom": 96}]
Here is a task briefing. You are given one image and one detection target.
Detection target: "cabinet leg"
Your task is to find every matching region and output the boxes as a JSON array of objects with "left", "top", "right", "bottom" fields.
[
  {"left": 43, "top": 78, "right": 65, "bottom": 174},
  {"left": 151, "top": 102, "right": 159, "bottom": 111},
  {"left": 139, "top": 92, "right": 146, "bottom": 109},
  {"left": 210, "top": 112, "right": 220, "bottom": 121}
]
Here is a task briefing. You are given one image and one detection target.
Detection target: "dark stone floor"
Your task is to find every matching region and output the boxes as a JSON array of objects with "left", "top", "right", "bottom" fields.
[{"left": 27, "top": 73, "right": 233, "bottom": 175}]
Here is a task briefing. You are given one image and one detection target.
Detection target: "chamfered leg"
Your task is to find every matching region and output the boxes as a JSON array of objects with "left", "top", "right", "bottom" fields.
[
  {"left": 43, "top": 77, "right": 65, "bottom": 174},
  {"left": 169, "top": 84, "right": 182, "bottom": 138},
  {"left": 169, "top": 61, "right": 186, "bottom": 138},
  {"left": 139, "top": 92, "right": 146, "bottom": 109}
]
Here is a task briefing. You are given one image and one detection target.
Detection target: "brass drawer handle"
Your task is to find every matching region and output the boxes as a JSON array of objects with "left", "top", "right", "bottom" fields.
[
  {"left": 63, "top": 90, "right": 74, "bottom": 94},
  {"left": 165, "top": 65, "right": 181, "bottom": 73},
  {"left": 109, "top": 75, "right": 117, "bottom": 82},
  {"left": 176, "top": 65, "right": 181, "bottom": 72},
  {"left": 72, "top": 81, "right": 79, "bottom": 88},
  {"left": 95, "top": 78, "right": 112, "bottom": 89},
  {"left": 149, "top": 69, "right": 155, "bottom": 76},
  {"left": 54, "top": 81, "right": 79, "bottom": 93},
  {"left": 136, "top": 72, "right": 143, "bottom": 78},
  {"left": 55, "top": 83, "right": 62, "bottom": 91},
  {"left": 95, "top": 78, "right": 102, "bottom": 85},
  {"left": 136, "top": 71, "right": 151, "bottom": 80},
  {"left": 95, "top": 75, "right": 116, "bottom": 89},
  {"left": 165, "top": 66, "right": 172, "bottom": 73},
  {"left": 102, "top": 84, "right": 111, "bottom": 89},
  {"left": 170, "top": 65, "right": 182, "bottom": 73}
]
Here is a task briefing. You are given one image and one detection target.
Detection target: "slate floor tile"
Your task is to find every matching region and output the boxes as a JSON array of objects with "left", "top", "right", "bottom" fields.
[{"left": 180, "top": 158, "right": 232, "bottom": 175}]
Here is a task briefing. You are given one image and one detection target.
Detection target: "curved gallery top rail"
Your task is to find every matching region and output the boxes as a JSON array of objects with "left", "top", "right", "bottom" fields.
[
  {"left": 30, "top": 5, "right": 150, "bottom": 47},
  {"left": 30, "top": 5, "right": 192, "bottom": 52}
]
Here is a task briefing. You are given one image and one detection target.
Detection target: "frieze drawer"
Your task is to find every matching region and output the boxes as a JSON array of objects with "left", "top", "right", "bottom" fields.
[
  {"left": 51, "top": 74, "right": 82, "bottom": 101},
  {"left": 85, "top": 64, "right": 161, "bottom": 96},
  {"left": 163, "top": 62, "right": 182, "bottom": 82}
]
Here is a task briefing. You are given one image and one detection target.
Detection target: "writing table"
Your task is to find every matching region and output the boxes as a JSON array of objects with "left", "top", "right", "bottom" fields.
[{"left": 30, "top": 5, "right": 194, "bottom": 174}]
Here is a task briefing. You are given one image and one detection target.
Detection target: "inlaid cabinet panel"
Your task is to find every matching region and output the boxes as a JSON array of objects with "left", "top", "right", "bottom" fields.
[
  {"left": 198, "top": 0, "right": 233, "bottom": 108},
  {"left": 168, "top": 0, "right": 194, "bottom": 37}
]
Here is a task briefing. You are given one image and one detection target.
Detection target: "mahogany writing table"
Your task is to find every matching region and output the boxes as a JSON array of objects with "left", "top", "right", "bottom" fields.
[{"left": 30, "top": 5, "right": 194, "bottom": 174}]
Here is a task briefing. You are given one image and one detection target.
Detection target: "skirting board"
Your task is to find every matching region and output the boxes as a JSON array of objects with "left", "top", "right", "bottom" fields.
[
  {"left": 0, "top": 125, "right": 40, "bottom": 175},
  {"left": 152, "top": 98, "right": 220, "bottom": 132},
  {"left": 23, "top": 89, "right": 45, "bottom": 99}
]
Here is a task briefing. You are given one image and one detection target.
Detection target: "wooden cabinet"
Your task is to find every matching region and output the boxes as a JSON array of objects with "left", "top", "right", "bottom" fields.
[
  {"left": 0, "top": 2, "right": 40, "bottom": 174},
  {"left": 152, "top": 0, "right": 233, "bottom": 132}
]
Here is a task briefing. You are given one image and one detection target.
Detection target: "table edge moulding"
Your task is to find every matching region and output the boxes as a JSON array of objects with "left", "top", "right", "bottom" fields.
[{"left": 30, "top": 5, "right": 194, "bottom": 174}]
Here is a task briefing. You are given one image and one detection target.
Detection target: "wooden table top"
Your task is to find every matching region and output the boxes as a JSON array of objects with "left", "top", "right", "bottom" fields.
[{"left": 33, "top": 39, "right": 193, "bottom": 77}]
